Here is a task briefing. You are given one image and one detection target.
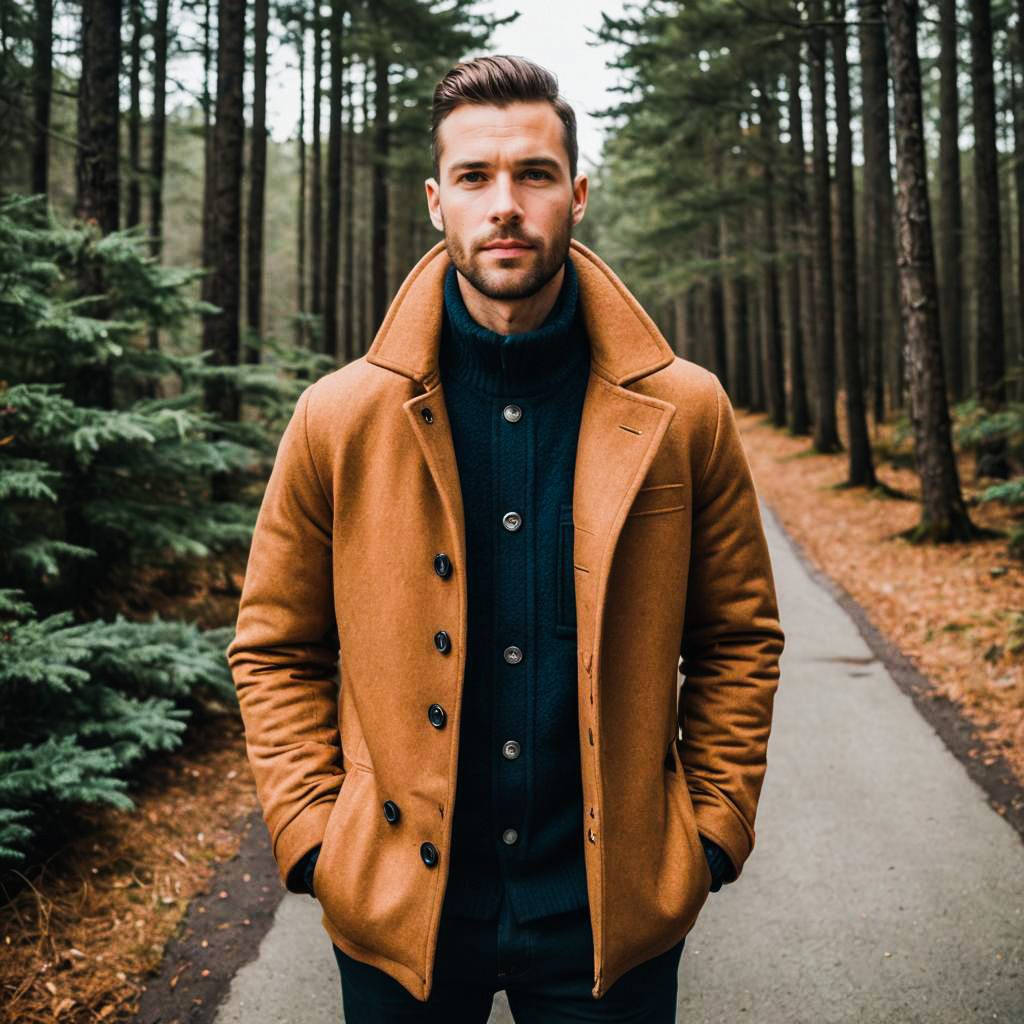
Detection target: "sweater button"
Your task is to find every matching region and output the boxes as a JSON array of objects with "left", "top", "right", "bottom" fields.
[
  {"left": 420, "top": 841, "right": 439, "bottom": 867},
  {"left": 434, "top": 630, "right": 451, "bottom": 654},
  {"left": 502, "top": 511, "right": 522, "bottom": 532},
  {"left": 427, "top": 703, "right": 447, "bottom": 728},
  {"left": 502, "top": 828, "right": 519, "bottom": 845},
  {"left": 502, "top": 404, "right": 522, "bottom": 423},
  {"left": 383, "top": 800, "right": 400, "bottom": 824},
  {"left": 433, "top": 553, "right": 452, "bottom": 578},
  {"left": 503, "top": 645, "right": 523, "bottom": 665},
  {"left": 502, "top": 740, "right": 521, "bottom": 760}
]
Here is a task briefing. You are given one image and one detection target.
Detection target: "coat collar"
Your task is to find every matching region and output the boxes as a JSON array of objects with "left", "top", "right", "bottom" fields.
[{"left": 365, "top": 239, "right": 676, "bottom": 390}]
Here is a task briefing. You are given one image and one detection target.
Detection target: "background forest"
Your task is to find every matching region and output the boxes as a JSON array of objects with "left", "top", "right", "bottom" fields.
[{"left": 0, "top": 0, "right": 1022, "bottom": 1019}]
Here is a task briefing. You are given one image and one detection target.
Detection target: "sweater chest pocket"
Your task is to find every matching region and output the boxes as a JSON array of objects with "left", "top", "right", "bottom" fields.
[{"left": 556, "top": 501, "right": 578, "bottom": 637}]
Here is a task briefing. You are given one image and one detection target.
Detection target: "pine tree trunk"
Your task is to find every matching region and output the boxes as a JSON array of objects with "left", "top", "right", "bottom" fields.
[
  {"left": 831, "top": 0, "right": 876, "bottom": 485},
  {"left": 785, "top": 36, "right": 812, "bottom": 435},
  {"left": 938, "top": 0, "right": 965, "bottom": 402},
  {"left": 808, "top": 0, "right": 842, "bottom": 452},
  {"left": 200, "top": 0, "right": 215, "bottom": 307},
  {"left": 323, "top": 0, "right": 344, "bottom": 358},
  {"left": 860, "top": 0, "right": 901, "bottom": 425},
  {"left": 310, "top": 8, "right": 324, "bottom": 328},
  {"left": 358, "top": 61, "right": 371, "bottom": 344},
  {"left": 76, "top": 0, "right": 121, "bottom": 235},
  {"left": 31, "top": 0, "right": 53, "bottom": 197},
  {"left": 758, "top": 82, "right": 787, "bottom": 429},
  {"left": 245, "top": 0, "right": 269, "bottom": 351},
  {"left": 147, "top": 0, "right": 169, "bottom": 366},
  {"left": 371, "top": 45, "right": 390, "bottom": 333},
  {"left": 296, "top": 15, "right": 306, "bottom": 349},
  {"left": 886, "top": 0, "right": 976, "bottom": 541},
  {"left": 1016, "top": 1, "right": 1024, "bottom": 396},
  {"left": 969, "top": 0, "right": 1009, "bottom": 476},
  {"left": 202, "top": 0, "right": 245, "bottom": 425},
  {"left": 343, "top": 55, "right": 356, "bottom": 360},
  {"left": 126, "top": 0, "right": 142, "bottom": 228}
]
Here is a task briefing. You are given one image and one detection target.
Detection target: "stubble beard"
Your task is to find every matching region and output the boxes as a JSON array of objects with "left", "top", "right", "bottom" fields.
[{"left": 442, "top": 206, "right": 574, "bottom": 301}]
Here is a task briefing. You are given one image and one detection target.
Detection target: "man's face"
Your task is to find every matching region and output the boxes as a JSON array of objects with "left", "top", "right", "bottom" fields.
[{"left": 425, "top": 101, "right": 588, "bottom": 302}]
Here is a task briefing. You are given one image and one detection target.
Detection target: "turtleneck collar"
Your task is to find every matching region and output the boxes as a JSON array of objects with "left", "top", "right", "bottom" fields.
[{"left": 439, "top": 258, "right": 590, "bottom": 397}]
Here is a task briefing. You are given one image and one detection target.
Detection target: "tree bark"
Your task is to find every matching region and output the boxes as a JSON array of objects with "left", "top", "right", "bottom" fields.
[
  {"left": 758, "top": 81, "right": 787, "bottom": 429},
  {"left": 76, "top": 0, "right": 121, "bottom": 234},
  {"left": 343, "top": 51, "right": 356, "bottom": 360},
  {"left": 147, "top": 0, "right": 169, "bottom": 364},
  {"left": 371, "top": 43, "right": 390, "bottom": 333},
  {"left": 200, "top": 0, "right": 215, "bottom": 306},
  {"left": 937, "top": 0, "right": 965, "bottom": 402},
  {"left": 831, "top": 0, "right": 876, "bottom": 486},
  {"left": 886, "top": 0, "right": 976, "bottom": 541},
  {"left": 310, "top": 7, "right": 324, "bottom": 328},
  {"left": 31, "top": 0, "right": 53, "bottom": 197},
  {"left": 126, "top": 0, "right": 143, "bottom": 228},
  {"left": 785, "top": 35, "right": 812, "bottom": 435},
  {"left": 202, "top": 0, "right": 245, "bottom": 425},
  {"left": 1014, "top": 0, "right": 1024, "bottom": 402},
  {"left": 296, "top": 12, "right": 307, "bottom": 349},
  {"left": 323, "top": 0, "right": 344, "bottom": 357},
  {"left": 245, "top": 0, "right": 269, "bottom": 350},
  {"left": 808, "top": 0, "right": 842, "bottom": 452}
]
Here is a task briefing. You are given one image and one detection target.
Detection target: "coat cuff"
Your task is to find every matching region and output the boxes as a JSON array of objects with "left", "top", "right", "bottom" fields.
[
  {"left": 691, "top": 790, "right": 750, "bottom": 881},
  {"left": 274, "top": 800, "right": 335, "bottom": 894}
]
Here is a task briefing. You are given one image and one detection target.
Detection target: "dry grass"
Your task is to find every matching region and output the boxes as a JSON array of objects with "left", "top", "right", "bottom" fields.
[{"left": 739, "top": 410, "right": 1024, "bottom": 781}]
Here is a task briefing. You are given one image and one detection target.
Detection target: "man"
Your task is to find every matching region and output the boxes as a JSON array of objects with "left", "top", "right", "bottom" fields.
[{"left": 227, "top": 55, "right": 784, "bottom": 1023}]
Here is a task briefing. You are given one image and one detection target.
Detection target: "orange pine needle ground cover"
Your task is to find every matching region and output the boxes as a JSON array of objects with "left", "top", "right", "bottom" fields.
[{"left": 738, "top": 411, "right": 1024, "bottom": 782}]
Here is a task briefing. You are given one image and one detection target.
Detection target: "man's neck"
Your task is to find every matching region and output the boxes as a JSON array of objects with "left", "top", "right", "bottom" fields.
[{"left": 456, "top": 265, "right": 565, "bottom": 336}]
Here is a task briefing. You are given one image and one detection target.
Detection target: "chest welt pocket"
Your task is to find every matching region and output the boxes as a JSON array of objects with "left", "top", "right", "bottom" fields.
[{"left": 556, "top": 501, "right": 577, "bottom": 637}]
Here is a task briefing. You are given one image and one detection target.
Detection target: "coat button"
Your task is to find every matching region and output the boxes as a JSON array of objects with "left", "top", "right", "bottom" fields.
[
  {"left": 433, "top": 553, "right": 452, "bottom": 578},
  {"left": 502, "top": 828, "right": 518, "bottom": 845},
  {"left": 502, "top": 511, "right": 522, "bottom": 532},
  {"left": 502, "top": 404, "right": 522, "bottom": 423},
  {"left": 421, "top": 407, "right": 434, "bottom": 424},
  {"left": 420, "top": 841, "right": 439, "bottom": 867},
  {"left": 428, "top": 703, "right": 447, "bottom": 728},
  {"left": 502, "top": 739, "right": 521, "bottom": 760},
  {"left": 434, "top": 630, "right": 451, "bottom": 654},
  {"left": 383, "top": 800, "right": 400, "bottom": 824},
  {"left": 503, "top": 645, "right": 523, "bottom": 665}
]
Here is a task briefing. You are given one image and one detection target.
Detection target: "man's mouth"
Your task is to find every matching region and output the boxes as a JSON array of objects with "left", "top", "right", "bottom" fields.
[{"left": 480, "top": 239, "right": 534, "bottom": 256}]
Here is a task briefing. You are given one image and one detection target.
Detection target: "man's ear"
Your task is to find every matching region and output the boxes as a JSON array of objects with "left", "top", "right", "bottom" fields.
[
  {"left": 571, "top": 172, "right": 589, "bottom": 227},
  {"left": 424, "top": 178, "right": 444, "bottom": 233}
]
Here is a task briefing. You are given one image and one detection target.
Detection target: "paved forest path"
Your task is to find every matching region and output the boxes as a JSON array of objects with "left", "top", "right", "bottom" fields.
[{"left": 211, "top": 502, "right": 1024, "bottom": 1024}]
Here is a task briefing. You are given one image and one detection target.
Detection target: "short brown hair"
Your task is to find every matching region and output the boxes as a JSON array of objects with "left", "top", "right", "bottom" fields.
[{"left": 431, "top": 55, "right": 579, "bottom": 181}]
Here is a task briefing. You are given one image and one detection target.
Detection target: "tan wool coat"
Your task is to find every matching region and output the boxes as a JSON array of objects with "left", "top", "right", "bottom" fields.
[{"left": 226, "top": 238, "right": 785, "bottom": 1002}]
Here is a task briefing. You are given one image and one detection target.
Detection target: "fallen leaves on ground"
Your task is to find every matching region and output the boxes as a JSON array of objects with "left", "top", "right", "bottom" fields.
[{"left": 739, "top": 410, "right": 1024, "bottom": 783}]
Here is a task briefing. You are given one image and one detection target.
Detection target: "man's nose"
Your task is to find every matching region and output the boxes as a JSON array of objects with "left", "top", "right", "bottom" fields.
[{"left": 488, "top": 172, "right": 523, "bottom": 223}]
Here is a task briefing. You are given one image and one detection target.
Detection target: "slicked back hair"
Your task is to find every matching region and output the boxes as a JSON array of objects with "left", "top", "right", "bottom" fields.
[{"left": 431, "top": 55, "right": 579, "bottom": 182}]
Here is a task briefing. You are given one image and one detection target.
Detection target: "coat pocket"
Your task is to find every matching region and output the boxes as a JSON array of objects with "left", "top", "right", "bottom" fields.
[
  {"left": 627, "top": 483, "right": 688, "bottom": 518},
  {"left": 556, "top": 501, "right": 577, "bottom": 637}
]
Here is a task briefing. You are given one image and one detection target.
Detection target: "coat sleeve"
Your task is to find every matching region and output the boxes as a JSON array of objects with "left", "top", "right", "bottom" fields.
[
  {"left": 678, "top": 372, "right": 784, "bottom": 881},
  {"left": 225, "top": 383, "right": 345, "bottom": 893}
]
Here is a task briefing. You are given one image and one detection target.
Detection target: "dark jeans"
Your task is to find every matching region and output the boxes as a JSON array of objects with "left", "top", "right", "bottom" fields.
[{"left": 332, "top": 887, "right": 686, "bottom": 1023}]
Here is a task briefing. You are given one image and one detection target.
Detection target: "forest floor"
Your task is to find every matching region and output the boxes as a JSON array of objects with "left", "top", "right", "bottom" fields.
[{"left": 0, "top": 413, "right": 1021, "bottom": 1024}]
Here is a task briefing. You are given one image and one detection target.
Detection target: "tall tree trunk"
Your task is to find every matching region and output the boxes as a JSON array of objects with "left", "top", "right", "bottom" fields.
[
  {"left": 709, "top": 139, "right": 730, "bottom": 391},
  {"left": 808, "top": 0, "right": 842, "bottom": 452},
  {"left": 76, "top": 0, "right": 121, "bottom": 234},
  {"left": 938, "top": 0, "right": 965, "bottom": 402},
  {"left": 358, "top": 60, "right": 371, "bottom": 344},
  {"left": 310, "top": 8, "right": 324, "bottom": 330},
  {"left": 147, "top": 0, "right": 169, "bottom": 367},
  {"left": 200, "top": 0, "right": 215, "bottom": 306},
  {"left": 324, "top": 0, "right": 344, "bottom": 358},
  {"left": 886, "top": 0, "right": 976, "bottom": 541},
  {"left": 785, "top": 36, "right": 812, "bottom": 436},
  {"left": 1016, "top": 0, "right": 1024, "bottom": 398},
  {"left": 343, "top": 53, "right": 356, "bottom": 359},
  {"left": 202, "top": 0, "right": 245, "bottom": 427},
  {"left": 969, "top": 0, "right": 1009, "bottom": 476},
  {"left": 371, "top": 44, "right": 390, "bottom": 333},
  {"left": 245, "top": 0, "right": 269, "bottom": 352},
  {"left": 831, "top": 0, "right": 876, "bottom": 486},
  {"left": 296, "top": 13, "right": 307, "bottom": 349},
  {"left": 860, "top": 0, "right": 901, "bottom": 425},
  {"left": 31, "top": 0, "right": 53, "bottom": 196},
  {"left": 758, "top": 81, "right": 787, "bottom": 429},
  {"left": 126, "top": 0, "right": 142, "bottom": 228}
]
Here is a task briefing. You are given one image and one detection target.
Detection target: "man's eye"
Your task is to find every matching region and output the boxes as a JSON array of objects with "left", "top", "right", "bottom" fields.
[
  {"left": 524, "top": 170, "right": 552, "bottom": 180},
  {"left": 460, "top": 172, "right": 485, "bottom": 183}
]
